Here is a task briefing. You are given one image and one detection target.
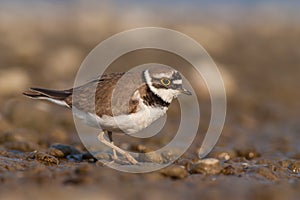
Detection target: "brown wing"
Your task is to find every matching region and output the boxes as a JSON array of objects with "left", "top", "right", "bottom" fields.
[{"left": 69, "top": 72, "right": 144, "bottom": 117}]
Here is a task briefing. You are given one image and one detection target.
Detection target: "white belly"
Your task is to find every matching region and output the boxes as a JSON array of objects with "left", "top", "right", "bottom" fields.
[{"left": 73, "top": 105, "right": 167, "bottom": 134}]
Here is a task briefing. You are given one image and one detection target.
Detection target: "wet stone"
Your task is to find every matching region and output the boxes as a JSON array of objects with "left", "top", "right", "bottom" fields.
[
  {"left": 47, "top": 144, "right": 81, "bottom": 158},
  {"left": 288, "top": 161, "right": 300, "bottom": 174},
  {"left": 190, "top": 158, "right": 222, "bottom": 175},
  {"left": 138, "top": 152, "right": 163, "bottom": 164},
  {"left": 160, "top": 165, "right": 188, "bottom": 179}
]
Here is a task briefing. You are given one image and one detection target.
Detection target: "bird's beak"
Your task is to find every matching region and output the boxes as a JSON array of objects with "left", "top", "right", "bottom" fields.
[{"left": 180, "top": 88, "right": 192, "bottom": 95}]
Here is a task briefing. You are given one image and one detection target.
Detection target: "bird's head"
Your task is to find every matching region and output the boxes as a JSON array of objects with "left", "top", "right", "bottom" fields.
[{"left": 143, "top": 67, "right": 192, "bottom": 103}]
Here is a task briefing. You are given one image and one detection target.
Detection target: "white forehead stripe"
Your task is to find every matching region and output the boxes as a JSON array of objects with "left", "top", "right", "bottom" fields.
[
  {"left": 144, "top": 69, "right": 152, "bottom": 83},
  {"left": 173, "top": 79, "right": 182, "bottom": 84},
  {"left": 152, "top": 73, "right": 173, "bottom": 79}
]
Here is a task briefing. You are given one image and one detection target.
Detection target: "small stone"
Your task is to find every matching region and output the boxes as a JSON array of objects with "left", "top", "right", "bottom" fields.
[
  {"left": 138, "top": 152, "right": 163, "bottom": 164},
  {"left": 190, "top": 158, "right": 222, "bottom": 175},
  {"left": 235, "top": 148, "right": 260, "bottom": 160},
  {"left": 30, "top": 151, "right": 59, "bottom": 165},
  {"left": 288, "top": 161, "right": 300, "bottom": 174},
  {"left": 218, "top": 152, "right": 231, "bottom": 161},
  {"left": 160, "top": 165, "right": 188, "bottom": 179},
  {"left": 48, "top": 144, "right": 81, "bottom": 158},
  {"left": 209, "top": 149, "right": 237, "bottom": 161}
]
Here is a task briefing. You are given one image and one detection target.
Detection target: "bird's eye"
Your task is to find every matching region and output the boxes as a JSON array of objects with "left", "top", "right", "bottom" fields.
[{"left": 160, "top": 78, "right": 171, "bottom": 86}]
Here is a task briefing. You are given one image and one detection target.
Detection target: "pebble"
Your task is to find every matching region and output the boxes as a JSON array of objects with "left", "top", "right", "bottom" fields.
[
  {"left": 235, "top": 148, "right": 260, "bottom": 160},
  {"left": 30, "top": 151, "right": 59, "bottom": 165},
  {"left": 138, "top": 152, "right": 163, "bottom": 164},
  {"left": 160, "top": 165, "right": 188, "bottom": 179},
  {"left": 47, "top": 144, "right": 81, "bottom": 158},
  {"left": 288, "top": 161, "right": 300, "bottom": 174},
  {"left": 208, "top": 149, "right": 237, "bottom": 161},
  {"left": 190, "top": 158, "right": 222, "bottom": 175}
]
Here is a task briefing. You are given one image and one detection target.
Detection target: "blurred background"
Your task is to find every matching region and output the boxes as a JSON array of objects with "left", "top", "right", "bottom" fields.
[{"left": 0, "top": 0, "right": 299, "bottom": 199}]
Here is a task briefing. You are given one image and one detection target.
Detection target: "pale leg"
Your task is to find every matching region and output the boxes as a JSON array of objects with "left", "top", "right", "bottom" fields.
[
  {"left": 97, "top": 131, "right": 138, "bottom": 165},
  {"left": 107, "top": 131, "right": 118, "bottom": 160}
]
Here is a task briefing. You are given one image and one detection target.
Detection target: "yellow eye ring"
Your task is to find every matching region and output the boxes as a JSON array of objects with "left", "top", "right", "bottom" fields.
[{"left": 161, "top": 78, "right": 171, "bottom": 86}]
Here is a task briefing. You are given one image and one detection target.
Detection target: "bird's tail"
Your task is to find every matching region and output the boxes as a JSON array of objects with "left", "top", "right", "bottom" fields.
[{"left": 23, "top": 87, "right": 72, "bottom": 108}]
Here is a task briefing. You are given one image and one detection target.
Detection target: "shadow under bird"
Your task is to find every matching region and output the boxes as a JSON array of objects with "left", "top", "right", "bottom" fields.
[{"left": 23, "top": 66, "right": 192, "bottom": 164}]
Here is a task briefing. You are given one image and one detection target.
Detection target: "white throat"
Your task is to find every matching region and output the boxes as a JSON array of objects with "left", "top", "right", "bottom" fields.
[{"left": 144, "top": 70, "right": 178, "bottom": 104}]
